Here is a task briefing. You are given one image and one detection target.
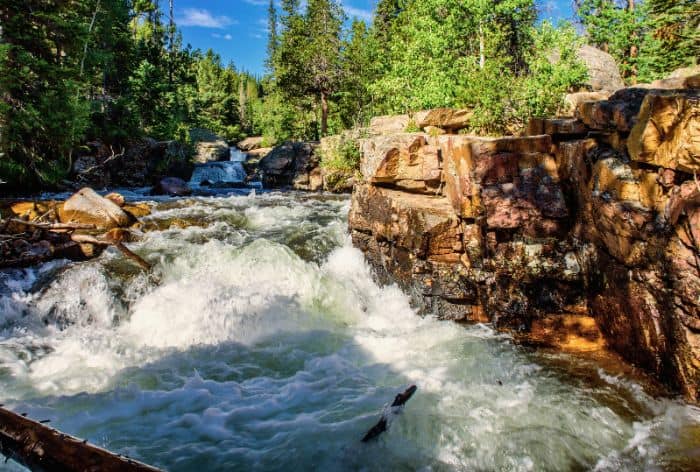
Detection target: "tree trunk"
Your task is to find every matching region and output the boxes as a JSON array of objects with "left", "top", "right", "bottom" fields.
[
  {"left": 628, "top": 0, "right": 638, "bottom": 84},
  {"left": 479, "top": 23, "right": 485, "bottom": 70},
  {"left": 320, "top": 90, "right": 329, "bottom": 137},
  {"left": 0, "top": 407, "right": 161, "bottom": 472},
  {"left": 169, "top": 0, "right": 175, "bottom": 85}
]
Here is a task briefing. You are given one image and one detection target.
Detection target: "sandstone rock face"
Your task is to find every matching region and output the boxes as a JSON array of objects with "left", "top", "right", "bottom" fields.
[
  {"left": 59, "top": 188, "right": 131, "bottom": 229},
  {"left": 350, "top": 88, "right": 700, "bottom": 403},
  {"left": 576, "top": 45, "right": 625, "bottom": 91},
  {"left": 414, "top": 108, "right": 472, "bottom": 132},
  {"left": 358, "top": 133, "right": 441, "bottom": 193},
  {"left": 237, "top": 136, "right": 264, "bottom": 151},
  {"left": 562, "top": 91, "right": 612, "bottom": 116},
  {"left": 369, "top": 114, "right": 411, "bottom": 135},
  {"left": 628, "top": 92, "right": 700, "bottom": 174}
]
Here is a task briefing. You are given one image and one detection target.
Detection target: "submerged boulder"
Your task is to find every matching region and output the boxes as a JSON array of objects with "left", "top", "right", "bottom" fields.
[
  {"left": 153, "top": 177, "right": 192, "bottom": 196},
  {"left": 59, "top": 188, "right": 131, "bottom": 229}
]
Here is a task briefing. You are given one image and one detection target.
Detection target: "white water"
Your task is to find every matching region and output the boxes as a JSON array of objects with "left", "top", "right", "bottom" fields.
[
  {"left": 1, "top": 192, "right": 700, "bottom": 471},
  {"left": 189, "top": 148, "right": 248, "bottom": 187}
]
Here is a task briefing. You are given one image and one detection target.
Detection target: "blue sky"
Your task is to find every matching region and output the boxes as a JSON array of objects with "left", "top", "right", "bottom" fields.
[{"left": 175, "top": 1, "right": 576, "bottom": 76}]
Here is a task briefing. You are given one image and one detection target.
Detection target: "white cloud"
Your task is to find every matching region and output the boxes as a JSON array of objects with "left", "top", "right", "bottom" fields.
[
  {"left": 212, "top": 33, "right": 234, "bottom": 40},
  {"left": 178, "top": 8, "right": 236, "bottom": 28}
]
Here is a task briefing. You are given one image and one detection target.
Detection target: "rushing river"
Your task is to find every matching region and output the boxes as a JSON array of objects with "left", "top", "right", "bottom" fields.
[{"left": 1, "top": 191, "right": 700, "bottom": 471}]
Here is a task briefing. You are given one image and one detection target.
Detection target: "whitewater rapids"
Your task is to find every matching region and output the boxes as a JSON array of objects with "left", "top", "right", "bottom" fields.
[{"left": 1, "top": 191, "right": 699, "bottom": 471}]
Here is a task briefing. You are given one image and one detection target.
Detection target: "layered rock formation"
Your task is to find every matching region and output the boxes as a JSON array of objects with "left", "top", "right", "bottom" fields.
[{"left": 349, "top": 83, "right": 700, "bottom": 402}]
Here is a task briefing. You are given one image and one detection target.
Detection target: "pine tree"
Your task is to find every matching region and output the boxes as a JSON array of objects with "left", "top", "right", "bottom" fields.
[{"left": 266, "top": 0, "right": 278, "bottom": 72}]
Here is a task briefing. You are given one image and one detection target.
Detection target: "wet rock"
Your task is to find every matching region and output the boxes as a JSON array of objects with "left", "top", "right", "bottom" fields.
[
  {"left": 153, "top": 177, "right": 192, "bottom": 196},
  {"left": 628, "top": 92, "right": 700, "bottom": 174},
  {"left": 59, "top": 188, "right": 131, "bottom": 229},
  {"left": 576, "top": 45, "right": 625, "bottom": 92},
  {"left": 191, "top": 129, "right": 229, "bottom": 163},
  {"left": 259, "top": 141, "right": 319, "bottom": 189},
  {"left": 104, "top": 192, "right": 125, "bottom": 207}
]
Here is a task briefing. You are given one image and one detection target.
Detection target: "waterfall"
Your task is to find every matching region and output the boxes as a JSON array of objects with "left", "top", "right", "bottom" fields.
[{"left": 189, "top": 147, "right": 248, "bottom": 187}]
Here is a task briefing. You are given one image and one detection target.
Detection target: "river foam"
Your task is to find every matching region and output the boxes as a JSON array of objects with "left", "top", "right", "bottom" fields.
[{"left": 1, "top": 191, "right": 699, "bottom": 471}]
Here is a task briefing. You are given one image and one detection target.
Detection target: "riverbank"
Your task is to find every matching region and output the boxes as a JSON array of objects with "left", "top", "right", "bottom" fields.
[
  {"left": 348, "top": 82, "right": 700, "bottom": 403},
  {"left": 2, "top": 191, "right": 699, "bottom": 470}
]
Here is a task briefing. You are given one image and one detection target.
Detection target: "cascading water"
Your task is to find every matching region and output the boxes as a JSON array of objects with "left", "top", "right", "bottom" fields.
[
  {"left": 1, "top": 191, "right": 700, "bottom": 471},
  {"left": 189, "top": 148, "right": 249, "bottom": 187}
]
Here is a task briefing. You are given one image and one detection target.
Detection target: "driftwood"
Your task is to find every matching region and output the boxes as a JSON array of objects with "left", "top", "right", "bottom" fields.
[
  {"left": 361, "top": 385, "right": 417, "bottom": 442},
  {"left": 4, "top": 219, "right": 97, "bottom": 231},
  {"left": 0, "top": 407, "right": 161, "bottom": 472},
  {"left": 71, "top": 234, "right": 151, "bottom": 271}
]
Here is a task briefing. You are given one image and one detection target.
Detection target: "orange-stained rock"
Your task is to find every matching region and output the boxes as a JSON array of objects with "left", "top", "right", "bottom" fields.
[
  {"left": 628, "top": 92, "right": 700, "bottom": 174},
  {"left": 59, "top": 188, "right": 131, "bottom": 229},
  {"left": 526, "top": 118, "right": 587, "bottom": 138},
  {"left": 358, "top": 133, "right": 443, "bottom": 193},
  {"left": 369, "top": 114, "right": 410, "bottom": 135},
  {"left": 562, "top": 91, "right": 611, "bottom": 116},
  {"left": 104, "top": 192, "right": 125, "bottom": 207},
  {"left": 414, "top": 108, "right": 472, "bottom": 131},
  {"left": 520, "top": 314, "right": 605, "bottom": 353}
]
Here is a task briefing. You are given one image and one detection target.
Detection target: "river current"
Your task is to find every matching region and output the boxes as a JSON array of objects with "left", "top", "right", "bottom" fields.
[{"left": 1, "top": 190, "right": 699, "bottom": 471}]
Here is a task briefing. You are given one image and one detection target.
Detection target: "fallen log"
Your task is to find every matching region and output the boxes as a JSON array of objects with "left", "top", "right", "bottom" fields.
[
  {"left": 0, "top": 407, "right": 162, "bottom": 472},
  {"left": 70, "top": 234, "right": 151, "bottom": 271},
  {"left": 361, "top": 385, "right": 417, "bottom": 442},
  {"left": 4, "top": 219, "right": 96, "bottom": 231}
]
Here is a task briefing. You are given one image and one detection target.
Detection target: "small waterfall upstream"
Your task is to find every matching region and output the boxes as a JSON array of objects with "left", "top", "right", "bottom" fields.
[
  {"left": 1, "top": 192, "right": 700, "bottom": 471},
  {"left": 189, "top": 148, "right": 249, "bottom": 187}
]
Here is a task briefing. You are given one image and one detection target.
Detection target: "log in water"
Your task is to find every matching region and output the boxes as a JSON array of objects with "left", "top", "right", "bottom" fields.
[
  {"left": 0, "top": 407, "right": 160, "bottom": 471},
  {"left": 1, "top": 189, "right": 699, "bottom": 471}
]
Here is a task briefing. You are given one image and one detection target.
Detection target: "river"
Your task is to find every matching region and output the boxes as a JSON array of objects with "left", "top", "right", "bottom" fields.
[{"left": 1, "top": 190, "right": 699, "bottom": 471}]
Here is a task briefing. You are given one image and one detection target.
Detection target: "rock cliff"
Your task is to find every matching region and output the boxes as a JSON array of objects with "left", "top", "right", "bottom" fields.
[{"left": 349, "top": 82, "right": 700, "bottom": 402}]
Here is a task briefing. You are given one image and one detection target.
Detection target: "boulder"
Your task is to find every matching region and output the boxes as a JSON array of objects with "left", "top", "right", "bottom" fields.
[
  {"left": 359, "top": 133, "right": 430, "bottom": 183},
  {"left": 153, "top": 177, "right": 192, "bottom": 196},
  {"left": 628, "top": 92, "right": 700, "bottom": 174},
  {"left": 369, "top": 114, "right": 411, "bottom": 135},
  {"left": 576, "top": 45, "right": 625, "bottom": 92},
  {"left": 562, "top": 91, "right": 612, "bottom": 116},
  {"left": 526, "top": 118, "right": 587, "bottom": 138},
  {"left": 104, "top": 192, "right": 125, "bottom": 207},
  {"left": 194, "top": 140, "right": 229, "bottom": 163},
  {"left": 237, "top": 136, "right": 264, "bottom": 151},
  {"left": 414, "top": 108, "right": 472, "bottom": 132},
  {"left": 59, "top": 188, "right": 131, "bottom": 229},
  {"left": 258, "top": 141, "right": 318, "bottom": 188},
  {"left": 648, "top": 65, "right": 700, "bottom": 89},
  {"left": 576, "top": 87, "right": 653, "bottom": 132}
]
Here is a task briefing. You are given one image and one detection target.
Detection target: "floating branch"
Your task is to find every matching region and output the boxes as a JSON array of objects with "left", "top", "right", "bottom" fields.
[{"left": 361, "top": 385, "right": 417, "bottom": 443}]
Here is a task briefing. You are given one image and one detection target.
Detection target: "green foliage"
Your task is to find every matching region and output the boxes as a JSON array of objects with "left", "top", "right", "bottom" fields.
[
  {"left": 319, "top": 134, "right": 361, "bottom": 172},
  {"left": 0, "top": 1, "right": 263, "bottom": 189},
  {"left": 577, "top": 0, "right": 698, "bottom": 84}
]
